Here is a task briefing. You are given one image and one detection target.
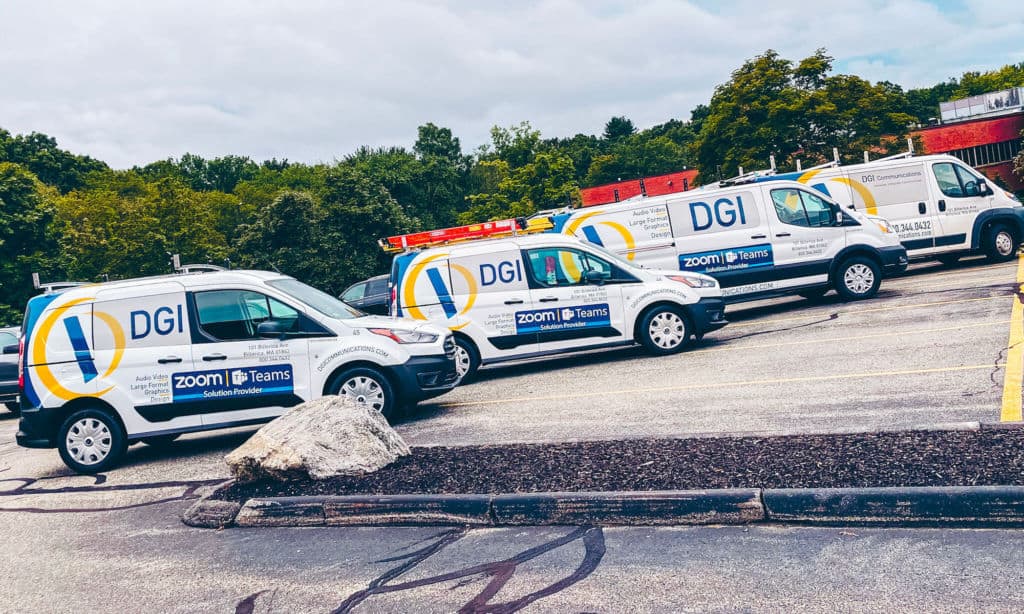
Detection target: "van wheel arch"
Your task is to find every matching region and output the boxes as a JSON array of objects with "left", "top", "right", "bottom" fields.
[
  {"left": 829, "top": 248, "right": 881, "bottom": 283},
  {"left": 50, "top": 397, "right": 128, "bottom": 444},
  {"left": 633, "top": 301, "right": 693, "bottom": 342},
  {"left": 321, "top": 360, "right": 398, "bottom": 398}
]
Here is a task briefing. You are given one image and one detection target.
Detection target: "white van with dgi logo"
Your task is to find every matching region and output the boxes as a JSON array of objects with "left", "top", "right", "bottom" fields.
[
  {"left": 756, "top": 152, "right": 1024, "bottom": 264},
  {"left": 553, "top": 177, "right": 908, "bottom": 302},
  {"left": 15, "top": 265, "right": 457, "bottom": 473},
  {"left": 382, "top": 219, "right": 727, "bottom": 381}
]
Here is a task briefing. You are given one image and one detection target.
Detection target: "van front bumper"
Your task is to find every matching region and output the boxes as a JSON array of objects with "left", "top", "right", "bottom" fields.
[
  {"left": 390, "top": 354, "right": 460, "bottom": 403},
  {"left": 880, "top": 246, "right": 909, "bottom": 275},
  {"left": 684, "top": 297, "right": 729, "bottom": 336}
]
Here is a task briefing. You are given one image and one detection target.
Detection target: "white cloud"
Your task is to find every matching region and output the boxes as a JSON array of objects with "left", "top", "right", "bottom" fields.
[{"left": 0, "top": 0, "right": 1021, "bottom": 168}]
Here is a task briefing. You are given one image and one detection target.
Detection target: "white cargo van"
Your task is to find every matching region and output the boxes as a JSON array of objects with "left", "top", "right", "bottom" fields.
[
  {"left": 15, "top": 269, "right": 457, "bottom": 473},
  {"left": 384, "top": 225, "right": 727, "bottom": 381},
  {"left": 758, "top": 154, "right": 1024, "bottom": 263},
  {"left": 553, "top": 179, "right": 907, "bottom": 302}
]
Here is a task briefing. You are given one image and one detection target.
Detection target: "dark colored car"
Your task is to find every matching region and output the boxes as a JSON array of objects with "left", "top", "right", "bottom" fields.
[
  {"left": 1, "top": 326, "right": 20, "bottom": 415},
  {"left": 340, "top": 274, "right": 390, "bottom": 316}
]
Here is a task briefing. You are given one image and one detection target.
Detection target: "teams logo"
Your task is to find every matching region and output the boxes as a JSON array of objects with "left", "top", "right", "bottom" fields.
[
  {"left": 29, "top": 297, "right": 126, "bottom": 401},
  {"left": 401, "top": 252, "right": 477, "bottom": 330}
]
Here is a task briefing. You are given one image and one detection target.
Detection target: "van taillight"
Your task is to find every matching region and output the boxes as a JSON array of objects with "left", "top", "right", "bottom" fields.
[
  {"left": 17, "top": 338, "right": 24, "bottom": 392},
  {"left": 390, "top": 286, "right": 397, "bottom": 316}
]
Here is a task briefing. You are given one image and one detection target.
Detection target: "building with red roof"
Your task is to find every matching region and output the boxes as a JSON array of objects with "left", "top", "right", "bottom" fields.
[{"left": 579, "top": 169, "right": 699, "bottom": 207}]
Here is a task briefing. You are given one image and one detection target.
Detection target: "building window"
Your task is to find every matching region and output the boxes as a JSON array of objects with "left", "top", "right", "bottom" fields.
[{"left": 949, "top": 138, "right": 1022, "bottom": 168}]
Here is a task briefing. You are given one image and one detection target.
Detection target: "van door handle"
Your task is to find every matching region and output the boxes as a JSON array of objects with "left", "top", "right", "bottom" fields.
[
  {"left": 918, "top": 202, "right": 926, "bottom": 214},
  {"left": 202, "top": 354, "right": 227, "bottom": 362},
  {"left": 750, "top": 234, "right": 767, "bottom": 239},
  {"left": 775, "top": 232, "right": 791, "bottom": 237},
  {"left": 938, "top": 199, "right": 946, "bottom": 212},
  {"left": 157, "top": 356, "right": 182, "bottom": 364},
  {"left": 539, "top": 297, "right": 559, "bottom": 303},
  {"left": 504, "top": 299, "right": 524, "bottom": 305}
]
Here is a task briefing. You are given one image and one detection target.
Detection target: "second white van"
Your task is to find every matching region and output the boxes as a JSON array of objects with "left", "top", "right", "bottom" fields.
[{"left": 553, "top": 179, "right": 908, "bottom": 302}]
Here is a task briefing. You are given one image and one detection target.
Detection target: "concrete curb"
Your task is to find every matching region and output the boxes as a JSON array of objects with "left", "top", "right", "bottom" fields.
[
  {"left": 183, "top": 485, "right": 1024, "bottom": 529},
  {"left": 181, "top": 479, "right": 238, "bottom": 528}
]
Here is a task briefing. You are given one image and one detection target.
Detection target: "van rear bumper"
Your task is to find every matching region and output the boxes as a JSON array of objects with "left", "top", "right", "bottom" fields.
[
  {"left": 683, "top": 297, "right": 729, "bottom": 336},
  {"left": 16, "top": 406, "right": 59, "bottom": 448},
  {"left": 879, "top": 246, "right": 909, "bottom": 275},
  {"left": 390, "top": 355, "right": 460, "bottom": 403}
]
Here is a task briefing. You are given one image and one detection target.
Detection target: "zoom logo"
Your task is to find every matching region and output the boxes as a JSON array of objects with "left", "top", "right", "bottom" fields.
[
  {"left": 515, "top": 303, "right": 611, "bottom": 334},
  {"left": 679, "top": 244, "right": 774, "bottom": 274}
]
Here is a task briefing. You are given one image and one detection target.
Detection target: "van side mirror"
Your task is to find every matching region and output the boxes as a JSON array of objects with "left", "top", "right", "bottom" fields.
[
  {"left": 833, "top": 210, "right": 844, "bottom": 226},
  {"left": 2, "top": 344, "right": 17, "bottom": 355},
  {"left": 257, "top": 320, "right": 290, "bottom": 339},
  {"left": 978, "top": 179, "right": 991, "bottom": 196},
  {"left": 583, "top": 270, "right": 606, "bottom": 285}
]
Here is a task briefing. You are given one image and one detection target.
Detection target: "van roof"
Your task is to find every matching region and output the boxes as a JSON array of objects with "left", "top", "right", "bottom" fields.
[
  {"left": 35, "top": 269, "right": 292, "bottom": 299},
  {"left": 411, "top": 232, "right": 590, "bottom": 258}
]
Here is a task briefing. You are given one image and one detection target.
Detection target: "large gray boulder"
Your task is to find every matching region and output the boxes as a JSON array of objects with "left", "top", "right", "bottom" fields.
[{"left": 225, "top": 395, "right": 410, "bottom": 482}]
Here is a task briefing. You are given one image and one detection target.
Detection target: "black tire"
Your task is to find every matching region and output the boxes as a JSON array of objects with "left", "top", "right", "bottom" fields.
[
  {"left": 637, "top": 305, "right": 691, "bottom": 356},
  {"left": 983, "top": 224, "right": 1018, "bottom": 263},
  {"left": 4, "top": 401, "right": 19, "bottom": 416},
  {"left": 833, "top": 257, "right": 882, "bottom": 301},
  {"left": 327, "top": 366, "right": 397, "bottom": 420},
  {"left": 140, "top": 433, "right": 181, "bottom": 448},
  {"left": 57, "top": 408, "right": 128, "bottom": 474},
  {"left": 936, "top": 254, "right": 960, "bottom": 266},
  {"left": 453, "top": 336, "right": 480, "bottom": 383},
  {"left": 797, "top": 287, "right": 829, "bottom": 301}
]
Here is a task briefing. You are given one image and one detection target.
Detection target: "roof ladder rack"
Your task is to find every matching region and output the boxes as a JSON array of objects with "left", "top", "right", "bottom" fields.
[
  {"left": 171, "top": 254, "right": 226, "bottom": 274},
  {"left": 378, "top": 216, "right": 555, "bottom": 253},
  {"left": 32, "top": 273, "right": 86, "bottom": 294}
]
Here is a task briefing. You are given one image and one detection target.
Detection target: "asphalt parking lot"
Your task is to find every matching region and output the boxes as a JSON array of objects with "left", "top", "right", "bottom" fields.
[
  {"left": 2, "top": 256, "right": 1023, "bottom": 612},
  {"left": 402, "top": 256, "right": 1021, "bottom": 446}
]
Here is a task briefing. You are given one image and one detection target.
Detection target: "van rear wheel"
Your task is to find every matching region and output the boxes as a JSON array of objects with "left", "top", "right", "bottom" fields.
[
  {"left": 57, "top": 408, "right": 127, "bottom": 474},
  {"left": 638, "top": 305, "right": 691, "bottom": 355},
  {"left": 984, "top": 224, "right": 1018, "bottom": 263},
  {"left": 327, "top": 366, "right": 396, "bottom": 420},
  {"left": 453, "top": 337, "right": 480, "bottom": 383},
  {"left": 834, "top": 257, "right": 881, "bottom": 301}
]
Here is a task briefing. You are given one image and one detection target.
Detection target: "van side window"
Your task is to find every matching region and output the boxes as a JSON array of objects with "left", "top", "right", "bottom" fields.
[
  {"left": 525, "top": 248, "right": 622, "bottom": 286},
  {"left": 954, "top": 164, "right": 983, "bottom": 197},
  {"left": 770, "top": 188, "right": 834, "bottom": 227},
  {"left": 933, "top": 163, "right": 964, "bottom": 198},
  {"left": 195, "top": 290, "right": 283, "bottom": 341}
]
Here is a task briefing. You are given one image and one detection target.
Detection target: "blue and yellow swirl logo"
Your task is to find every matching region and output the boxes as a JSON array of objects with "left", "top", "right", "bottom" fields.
[{"left": 401, "top": 253, "right": 477, "bottom": 331}]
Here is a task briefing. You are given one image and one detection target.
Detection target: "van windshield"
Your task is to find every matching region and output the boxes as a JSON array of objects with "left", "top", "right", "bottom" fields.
[{"left": 266, "top": 278, "right": 363, "bottom": 320}]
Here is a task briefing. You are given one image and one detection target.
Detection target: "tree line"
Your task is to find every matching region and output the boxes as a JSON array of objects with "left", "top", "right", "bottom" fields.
[{"left": 2, "top": 49, "right": 1023, "bottom": 324}]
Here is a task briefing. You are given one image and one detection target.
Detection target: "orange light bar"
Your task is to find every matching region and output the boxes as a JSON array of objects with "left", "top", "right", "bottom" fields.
[{"left": 379, "top": 219, "right": 524, "bottom": 252}]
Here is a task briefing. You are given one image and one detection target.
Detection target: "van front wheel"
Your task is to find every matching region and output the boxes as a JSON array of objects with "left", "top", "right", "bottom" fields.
[
  {"left": 638, "top": 305, "right": 691, "bottom": 355},
  {"left": 834, "top": 257, "right": 881, "bottom": 301},
  {"left": 984, "top": 224, "right": 1018, "bottom": 263},
  {"left": 327, "top": 367, "right": 396, "bottom": 420},
  {"left": 57, "top": 408, "right": 128, "bottom": 474}
]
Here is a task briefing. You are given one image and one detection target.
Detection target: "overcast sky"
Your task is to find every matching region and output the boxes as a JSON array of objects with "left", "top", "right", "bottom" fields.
[{"left": 2, "top": 0, "right": 1022, "bottom": 168}]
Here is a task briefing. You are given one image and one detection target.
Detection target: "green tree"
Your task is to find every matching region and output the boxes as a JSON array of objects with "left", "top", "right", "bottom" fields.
[
  {"left": 603, "top": 116, "right": 636, "bottom": 141},
  {"left": 0, "top": 163, "right": 58, "bottom": 322},
  {"left": 0, "top": 129, "right": 108, "bottom": 193}
]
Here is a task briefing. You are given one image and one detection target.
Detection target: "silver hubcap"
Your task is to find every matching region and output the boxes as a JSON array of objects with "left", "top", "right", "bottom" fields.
[
  {"left": 340, "top": 376, "right": 386, "bottom": 412},
  {"left": 996, "top": 231, "right": 1014, "bottom": 256},
  {"left": 844, "top": 263, "right": 875, "bottom": 295},
  {"left": 648, "top": 311, "right": 686, "bottom": 349},
  {"left": 454, "top": 345, "right": 472, "bottom": 379},
  {"left": 65, "top": 418, "right": 112, "bottom": 466}
]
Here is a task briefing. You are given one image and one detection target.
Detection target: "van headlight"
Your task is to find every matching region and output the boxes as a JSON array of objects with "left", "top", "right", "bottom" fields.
[
  {"left": 369, "top": 328, "right": 439, "bottom": 344},
  {"left": 667, "top": 274, "right": 718, "bottom": 288}
]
